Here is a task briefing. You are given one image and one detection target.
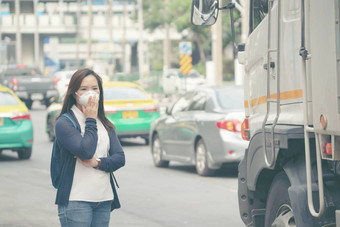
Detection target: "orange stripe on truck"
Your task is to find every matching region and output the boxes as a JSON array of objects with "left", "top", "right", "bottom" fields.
[{"left": 244, "top": 89, "right": 303, "bottom": 108}]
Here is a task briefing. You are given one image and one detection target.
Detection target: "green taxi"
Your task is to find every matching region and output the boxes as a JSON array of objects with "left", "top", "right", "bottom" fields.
[
  {"left": 103, "top": 81, "right": 160, "bottom": 144},
  {"left": 0, "top": 86, "right": 33, "bottom": 159}
]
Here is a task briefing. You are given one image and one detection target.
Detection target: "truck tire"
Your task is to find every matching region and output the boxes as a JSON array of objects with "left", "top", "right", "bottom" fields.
[
  {"left": 195, "top": 139, "right": 214, "bottom": 176},
  {"left": 151, "top": 134, "right": 169, "bottom": 167},
  {"left": 144, "top": 138, "right": 149, "bottom": 145},
  {"left": 18, "top": 147, "right": 32, "bottom": 160},
  {"left": 264, "top": 171, "right": 296, "bottom": 227}
]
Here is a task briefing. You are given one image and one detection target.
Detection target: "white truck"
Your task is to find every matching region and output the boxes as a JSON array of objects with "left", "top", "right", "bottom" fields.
[{"left": 192, "top": 0, "right": 340, "bottom": 226}]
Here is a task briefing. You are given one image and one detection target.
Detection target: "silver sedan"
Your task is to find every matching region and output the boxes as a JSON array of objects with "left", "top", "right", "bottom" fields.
[{"left": 150, "top": 85, "right": 249, "bottom": 176}]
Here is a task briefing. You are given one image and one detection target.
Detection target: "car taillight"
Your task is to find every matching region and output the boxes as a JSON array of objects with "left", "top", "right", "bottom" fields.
[
  {"left": 53, "top": 77, "right": 59, "bottom": 90},
  {"left": 12, "top": 78, "right": 18, "bottom": 85},
  {"left": 12, "top": 78, "right": 18, "bottom": 91},
  {"left": 144, "top": 107, "right": 158, "bottom": 112},
  {"left": 241, "top": 118, "right": 250, "bottom": 141},
  {"left": 17, "top": 64, "right": 26, "bottom": 68},
  {"left": 11, "top": 113, "right": 31, "bottom": 120},
  {"left": 216, "top": 120, "right": 241, "bottom": 132}
]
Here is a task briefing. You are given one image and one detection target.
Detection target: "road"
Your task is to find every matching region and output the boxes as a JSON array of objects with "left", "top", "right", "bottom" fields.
[{"left": 0, "top": 104, "right": 244, "bottom": 227}]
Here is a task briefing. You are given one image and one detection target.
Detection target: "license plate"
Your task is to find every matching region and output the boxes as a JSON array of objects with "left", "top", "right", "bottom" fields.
[
  {"left": 0, "top": 118, "right": 3, "bottom": 126},
  {"left": 31, "top": 93, "right": 43, "bottom": 100},
  {"left": 122, "top": 111, "right": 138, "bottom": 119}
]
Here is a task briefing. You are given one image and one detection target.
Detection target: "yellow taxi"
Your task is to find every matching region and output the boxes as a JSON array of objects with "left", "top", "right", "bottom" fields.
[{"left": 0, "top": 86, "right": 33, "bottom": 159}]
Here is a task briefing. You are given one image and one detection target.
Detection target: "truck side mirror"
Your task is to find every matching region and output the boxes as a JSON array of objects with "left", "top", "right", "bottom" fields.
[
  {"left": 191, "top": 0, "right": 219, "bottom": 26},
  {"left": 190, "top": 1, "right": 237, "bottom": 58}
]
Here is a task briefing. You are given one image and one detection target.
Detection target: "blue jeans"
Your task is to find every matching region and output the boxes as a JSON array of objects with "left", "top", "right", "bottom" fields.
[{"left": 58, "top": 201, "right": 112, "bottom": 227}]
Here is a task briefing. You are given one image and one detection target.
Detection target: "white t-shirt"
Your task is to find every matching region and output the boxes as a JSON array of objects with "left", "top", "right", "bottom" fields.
[{"left": 69, "top": 105, "right": 113, "bottom": 202}]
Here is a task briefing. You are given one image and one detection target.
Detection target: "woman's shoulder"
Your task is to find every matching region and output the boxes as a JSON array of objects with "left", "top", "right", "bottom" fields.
[{"left": 56, "top": 111, "right": 76, "bottom": 127}]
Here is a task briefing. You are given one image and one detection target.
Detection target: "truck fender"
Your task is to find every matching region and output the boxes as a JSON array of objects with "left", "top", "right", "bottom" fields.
[
  {"left": 283, "top": 156, "right": 314, "bottom": 226},
  {"left": 238, "top": 125, "right": 306, "bottom": 226}
]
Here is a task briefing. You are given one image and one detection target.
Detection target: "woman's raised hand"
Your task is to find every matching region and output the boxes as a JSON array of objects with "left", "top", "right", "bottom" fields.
[{"left": 82, "top": 95, "right": 99, "bottom": 119}]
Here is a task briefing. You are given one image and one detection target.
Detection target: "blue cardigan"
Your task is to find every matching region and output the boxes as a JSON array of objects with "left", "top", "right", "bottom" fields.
[{"left": 54, "top": 110, "right": 125, "bottom": 211}]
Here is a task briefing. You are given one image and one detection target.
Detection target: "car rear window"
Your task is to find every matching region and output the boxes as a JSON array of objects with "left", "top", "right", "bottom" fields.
[
  {"left": 4, "top": 67, "right": 42, "bottom": 77},
  {"left": 216, "top": 87, "right": 244, "bottom": 110},
  {"left": 103, "top": 86, "right": 149, "bottom": 100},
  {"left": 0, "top": 91, "right": 20, "bottom": 106}
]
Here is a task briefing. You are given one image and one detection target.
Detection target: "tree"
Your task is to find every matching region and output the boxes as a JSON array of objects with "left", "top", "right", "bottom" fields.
[{"left": 140, "top": 0, "right": 243, "bottom": 76}]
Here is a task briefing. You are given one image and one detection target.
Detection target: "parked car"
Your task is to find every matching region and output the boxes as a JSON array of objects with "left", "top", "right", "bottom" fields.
[
  {"left": 149, "top": 85, "right": 249, "bottom": 176},
  {"left": 0, "top": 64, "right": 58, "bottom": 109},
  {"left": 54, "top": 69, "right": 76, "bottom": 97},
  {"left": 0, "top": 86, "right": 33, "bottom": 159},
  {"left": 46, "top": 81, "right": 161, "bottom": 144},
  {"left": 162, "top": 69, "right": 206, "bottom": 94}
]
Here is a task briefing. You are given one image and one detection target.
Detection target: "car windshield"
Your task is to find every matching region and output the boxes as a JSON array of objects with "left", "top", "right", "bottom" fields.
[
  {"left": 216, "top": 87, "right": 244, "bottom": 110},
  {"left": 0, "top": 91, "right": 20, "bottom": 106},
  {"left": 103, "top": 86, "right": 149, "bottom": 100},
  {"left": 5, "top": 67, "right": 42, "bottom": 77}
]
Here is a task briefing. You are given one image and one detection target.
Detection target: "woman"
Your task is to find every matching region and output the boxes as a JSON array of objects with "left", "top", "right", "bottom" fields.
[{"left": 54, "top": 68, "right": 125, "bottom": 226}]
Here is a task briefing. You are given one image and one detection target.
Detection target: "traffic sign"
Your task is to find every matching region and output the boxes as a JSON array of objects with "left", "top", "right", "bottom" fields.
[
  {"left": 179, "top": 42, "right": 192, "bottom": 55},
  {"left": 179, "top": 54, "right": 192, "bottom": 75}
]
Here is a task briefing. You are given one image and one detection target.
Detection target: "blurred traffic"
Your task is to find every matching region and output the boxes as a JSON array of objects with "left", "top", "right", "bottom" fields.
[
  {"left": 0, "top": 64, "right": 58, "bottom": 109},
  {"left": 0, "top": 0, "right": 246, "bottom": 225}
]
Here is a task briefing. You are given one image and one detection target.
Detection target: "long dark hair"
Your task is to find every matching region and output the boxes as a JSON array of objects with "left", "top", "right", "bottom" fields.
[{"left": 57, "top": 68, "right": 115, "bottom": 132}]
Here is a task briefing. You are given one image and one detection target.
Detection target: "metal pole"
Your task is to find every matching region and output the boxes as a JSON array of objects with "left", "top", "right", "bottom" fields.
[
  {"left": 75, "top": 0, "right": 81, "bottom": 68},
  {"left": 163, "top": 0, "right": 170, "bottom": 71},
  {"left": 235, "top": 0, "right": 248, "bottom": 86},
  {"left": 122, "top": 1, "right": 126, "bottom": 73},
  {"left": 0, "top": 0, "right": 2, "bottom": 64},
  {"left": 34, "top": 0, "right": 39, "bottom": 66},
  {"left": 212, "top": 0, "right": 223, "bottom": 85},
  {"left": 87, "top": 0, "right": 93, "bottom": 66},
  {"left": 59, "top": 0, "right": 64, "bottom": 24},
  {"left": 15, "top": 0, "right": 22, "bottom": 63},
  {"left": 138, "top": 0, "right": 145, "bottom": 79},
  {"left": 108, "top": 0, "right": 113, "bottom": 49},
  {"left": 108, "top": 0, "right": 114, "bottom": 75}
]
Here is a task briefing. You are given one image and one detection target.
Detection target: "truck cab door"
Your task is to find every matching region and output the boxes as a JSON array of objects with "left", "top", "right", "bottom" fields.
[{"left": 244, "top": 0, "right": 279, "bottom": 128}]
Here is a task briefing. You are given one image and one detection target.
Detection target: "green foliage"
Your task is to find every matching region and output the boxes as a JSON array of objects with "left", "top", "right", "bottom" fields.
[
  {"left": 223, "top": 57, "right": 235, "bottom": 81},
  {"left": 143, "top": 1, "right": 167, "bottom": 31},
  {"left": 148, "top": 41, "right": 163, "bottom": 70},
  {"left": 140, "top": 0, "right": 242, "bottom": 77}
]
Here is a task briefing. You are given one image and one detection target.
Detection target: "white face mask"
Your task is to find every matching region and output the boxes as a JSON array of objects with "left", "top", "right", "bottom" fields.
[{"left": 76, "top": 90, "right": 99, "bottom": 107}]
